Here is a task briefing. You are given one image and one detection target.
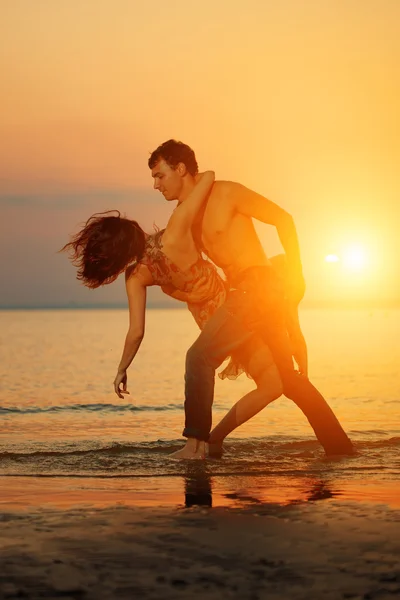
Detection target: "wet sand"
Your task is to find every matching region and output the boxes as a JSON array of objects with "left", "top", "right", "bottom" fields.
[{"left": 1, "top": 476, "right": 399, "bottom": 599}]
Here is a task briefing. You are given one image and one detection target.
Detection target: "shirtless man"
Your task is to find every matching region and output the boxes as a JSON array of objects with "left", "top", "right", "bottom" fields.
[{"left": 148, "top": 139, "right": 354, "bottom": 459}]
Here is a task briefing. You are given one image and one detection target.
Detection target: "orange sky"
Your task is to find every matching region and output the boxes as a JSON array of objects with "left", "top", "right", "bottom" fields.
[{"left": 1, "top": 0, "right": 399, "bottom": 306}]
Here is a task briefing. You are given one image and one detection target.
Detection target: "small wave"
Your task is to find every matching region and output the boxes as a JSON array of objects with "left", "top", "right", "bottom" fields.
[
  {"left": 355, "top": 436, "right": 400, "bottom": 449},
  {"left": 0, "top": 439, "right": 323, "bottom": 460},
  {"left": 1, "top": 436, "right": 399, "bottom": 461},
  {"left": 0, "top": 440, "right": 180, "bottom": 459},
  {"left": 0, "top": 403, "right": 183, "bottom": 415},
  {"left": 349, "top": 429, "right": 388, "bottom": 435}
]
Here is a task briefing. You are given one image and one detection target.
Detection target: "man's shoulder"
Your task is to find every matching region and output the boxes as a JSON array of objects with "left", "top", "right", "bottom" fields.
[
  {"left": 214, "top": 179, "right": 240, "bottom": 189},
  {"left": 211, "top": 180, "right": 241, "bottom": 199}
]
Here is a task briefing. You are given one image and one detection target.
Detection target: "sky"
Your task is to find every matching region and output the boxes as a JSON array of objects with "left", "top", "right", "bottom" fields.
[{"left": 1, "top": 0, "right": 399, "bottom": 307}]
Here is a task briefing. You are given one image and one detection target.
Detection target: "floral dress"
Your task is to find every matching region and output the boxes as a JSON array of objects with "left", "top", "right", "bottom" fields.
[
  {"left": 137, "top": 230, "right": 251, "bottom": 380},
  {"left": 140, "top": 230, "right": 227, "bottom": 330}
]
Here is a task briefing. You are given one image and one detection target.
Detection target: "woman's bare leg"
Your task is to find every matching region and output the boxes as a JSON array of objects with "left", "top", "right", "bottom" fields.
[{"left": 208, "top": 345, "right": 282, "bottom": 455}]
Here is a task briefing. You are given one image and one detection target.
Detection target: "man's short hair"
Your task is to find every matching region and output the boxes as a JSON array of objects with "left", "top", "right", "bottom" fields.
[{"left": 148, "top": 139, "right": 198, "bottom": 176}]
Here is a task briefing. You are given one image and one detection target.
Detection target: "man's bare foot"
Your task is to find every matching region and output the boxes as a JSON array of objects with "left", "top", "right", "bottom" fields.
[
  {"left": 208, "top": 440, "right": 224, "bottom": 458},
  {"left": 169, "top": 438, "right": 206, "bottom": 460}
]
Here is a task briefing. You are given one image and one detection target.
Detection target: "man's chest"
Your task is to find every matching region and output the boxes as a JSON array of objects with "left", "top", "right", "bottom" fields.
[
  {"left": 191, "top": 207, "right": 231, "bottom": 270},
  {"left": 200, "top": 199, "right": 232, "bottom": 244}
]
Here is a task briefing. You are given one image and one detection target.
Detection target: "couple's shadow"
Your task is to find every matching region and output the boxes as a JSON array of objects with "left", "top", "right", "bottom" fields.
[{"left": 183, "top": 463, "right": 339, "bottom": 509}]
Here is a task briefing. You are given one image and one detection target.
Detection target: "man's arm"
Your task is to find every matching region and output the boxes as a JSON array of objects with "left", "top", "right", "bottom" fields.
[{"left": 230, "top": 182, "right": 305, "bottom": 303}]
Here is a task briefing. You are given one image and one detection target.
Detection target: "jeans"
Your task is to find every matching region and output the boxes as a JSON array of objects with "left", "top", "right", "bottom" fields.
[{"left": 183, "top": 266, "right": 354, "bottom": 456}]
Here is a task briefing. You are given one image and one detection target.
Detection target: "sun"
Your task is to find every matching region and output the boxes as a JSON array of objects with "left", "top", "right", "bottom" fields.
[
  {"left": 342, "top": 245, "right": 368, "bottom": 270},
  {"left": 320, "top": 231, "right": 389, "bottom": 301},
  {"left": 325, "top": 245, "right": 369, "bottom": 271}
]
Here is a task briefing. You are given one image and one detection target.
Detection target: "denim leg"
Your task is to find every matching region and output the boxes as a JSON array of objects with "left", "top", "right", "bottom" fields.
[{"left": 183, "top": 298, "right": 254, "bottom": 441}]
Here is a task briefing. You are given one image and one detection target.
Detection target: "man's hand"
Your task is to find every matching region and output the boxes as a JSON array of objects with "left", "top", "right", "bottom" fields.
[
  {"left": 293, "top": 354, "right": 308, "bottom": 378},
  {"left": 114, "top": 369, "right": 129, "bottom": 399}
]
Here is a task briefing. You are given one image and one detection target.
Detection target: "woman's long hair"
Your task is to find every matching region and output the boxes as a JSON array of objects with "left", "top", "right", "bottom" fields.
[{"left": 60, "top": 210, "right": 146, "bottom": 288}]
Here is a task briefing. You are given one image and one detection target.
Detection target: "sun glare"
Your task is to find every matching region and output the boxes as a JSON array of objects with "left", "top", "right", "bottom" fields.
[
  {"left": 342, "top": 245, "right": 368, "bottom": 271},
  {"left": 325, "top": 245, "right": 368, "bottom": 271}
]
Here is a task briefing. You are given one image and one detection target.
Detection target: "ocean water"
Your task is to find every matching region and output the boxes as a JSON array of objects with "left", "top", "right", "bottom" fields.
[{"left": 0, "top": 308, "right": 399, "bottom": 507}]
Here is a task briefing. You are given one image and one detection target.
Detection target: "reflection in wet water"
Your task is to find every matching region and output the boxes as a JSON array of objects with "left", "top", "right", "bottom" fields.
[
  {"left": 184, "top": 467, "right": 213, "bottom": 508},
  {"left": 182, "top": 464, "right": 340, "bottom": 510}
]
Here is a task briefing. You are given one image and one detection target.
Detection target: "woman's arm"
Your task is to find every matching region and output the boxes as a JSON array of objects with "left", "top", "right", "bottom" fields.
[
  {"left": 113, "top": 273, "right": 147, "bottom": 398},
  {"left": 166, "top": 170, "right": 215, "bottom": 234}
]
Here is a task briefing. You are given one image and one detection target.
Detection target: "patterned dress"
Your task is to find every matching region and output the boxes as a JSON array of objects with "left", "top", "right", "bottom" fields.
[
  {"left": 136, "top": 230, "right": 250, "bottom": 380},
  {"left": 139, "top": 230, "right": 228, "bottom": 330}
]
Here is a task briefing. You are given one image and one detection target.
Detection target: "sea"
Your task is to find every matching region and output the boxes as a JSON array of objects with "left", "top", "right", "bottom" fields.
[{"left": 0, "top": 308, "right": 399, "bottom": 509}]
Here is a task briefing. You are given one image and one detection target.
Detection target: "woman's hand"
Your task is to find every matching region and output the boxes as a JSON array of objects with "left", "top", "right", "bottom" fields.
[
  {"left": 114, "top": 369, "right": 130, "bottom": 399},
  {"left": 114, "top": 273, "right": 146, "bottom": 400}
]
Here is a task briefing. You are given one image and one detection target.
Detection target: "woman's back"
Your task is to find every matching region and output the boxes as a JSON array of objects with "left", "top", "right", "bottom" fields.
[{"left": 138, "top": 230, "right": 227, "bottom": 329}]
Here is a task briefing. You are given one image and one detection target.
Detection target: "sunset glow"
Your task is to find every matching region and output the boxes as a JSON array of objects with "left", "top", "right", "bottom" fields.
[
  {"left": 342, "top": 245, "right": 368, "bottom": 271},
  {"left": 325, "top": 245, "right": 369, "bottom": 271},
  {"left": 1, "top": 0, "right": 399, "bottom": 307},
  {"left": 1, "top": 5, "right": 399, "bottom": 593}
]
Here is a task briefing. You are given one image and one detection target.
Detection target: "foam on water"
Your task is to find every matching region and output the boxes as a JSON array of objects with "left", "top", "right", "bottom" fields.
[{"left": 0, "top": 436, "right": 399, "bottom": 481}]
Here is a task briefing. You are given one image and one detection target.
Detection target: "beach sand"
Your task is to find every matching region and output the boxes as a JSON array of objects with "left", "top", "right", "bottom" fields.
[{"left": 1, "top": 477, "right": 399, "bottom": 599}]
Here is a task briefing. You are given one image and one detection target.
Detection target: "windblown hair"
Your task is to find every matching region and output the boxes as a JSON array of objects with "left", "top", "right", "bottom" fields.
[
  {"left": 148, "top": 139, "right": 198, "bottom": 176},
  {"left": 60, "top": 211, "right": 146, "bottom": 288}
]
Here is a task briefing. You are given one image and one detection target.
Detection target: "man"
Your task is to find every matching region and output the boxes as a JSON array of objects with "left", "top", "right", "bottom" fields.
[{"left": 149, "top": 139, "right": 354, "bottom": 459}]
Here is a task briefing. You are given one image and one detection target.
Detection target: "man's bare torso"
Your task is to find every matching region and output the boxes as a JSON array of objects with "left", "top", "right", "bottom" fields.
[{"left": 194, "top": 181, "right": 270, "bottom": 282}]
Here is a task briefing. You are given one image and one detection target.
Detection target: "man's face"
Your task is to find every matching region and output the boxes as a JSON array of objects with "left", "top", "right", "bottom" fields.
[{"left": 151, "top": 159, "right": 183, "bottom": 202}]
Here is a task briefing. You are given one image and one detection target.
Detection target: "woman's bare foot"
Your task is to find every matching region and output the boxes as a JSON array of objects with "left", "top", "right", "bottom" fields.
[
  {"left": 169, "top": 438, "right": 206, "bottom": 460},
  {"left": 207, "top": 440, "right": 224, "bottom": 458}
]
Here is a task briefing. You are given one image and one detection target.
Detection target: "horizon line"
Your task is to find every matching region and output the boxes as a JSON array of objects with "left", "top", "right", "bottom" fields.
[{"left": 1, "top": 301, "right": 399, "bottom": 311}]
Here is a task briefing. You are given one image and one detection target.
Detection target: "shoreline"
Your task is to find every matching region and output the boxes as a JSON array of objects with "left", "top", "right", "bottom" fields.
[
  {"left": 1, "top": 304, "right": 400, "bottom": 311},
  {"left": 1, "top": 484, "right": 399, "bottom": 599}
]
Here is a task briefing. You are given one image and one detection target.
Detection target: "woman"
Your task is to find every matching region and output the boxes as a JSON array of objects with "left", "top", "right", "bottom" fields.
[{"left": 62, "top": 172, "right": 300, "bottom": 458}]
